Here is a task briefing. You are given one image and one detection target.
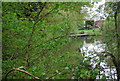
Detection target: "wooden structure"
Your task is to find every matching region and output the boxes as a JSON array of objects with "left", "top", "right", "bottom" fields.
[{"left": 68, "top": 34, "right": 95, "bottom": 37}]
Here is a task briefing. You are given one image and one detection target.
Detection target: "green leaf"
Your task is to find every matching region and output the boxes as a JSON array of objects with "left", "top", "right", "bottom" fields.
[{"left": 65, "top": 67, "right": 69, "bottom": 70}]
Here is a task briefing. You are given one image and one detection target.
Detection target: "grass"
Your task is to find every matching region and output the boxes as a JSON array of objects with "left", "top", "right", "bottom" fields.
[{"left": 78, "top": 28, "right": 102, "bottom": 36}]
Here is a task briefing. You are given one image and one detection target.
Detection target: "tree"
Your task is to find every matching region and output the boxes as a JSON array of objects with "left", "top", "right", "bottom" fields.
[
  {"left": 2, "top": 2, "right": 90, "bottom": 79},
  {"left": 102, "top": 2, "right": 120, "bottom": 80}
]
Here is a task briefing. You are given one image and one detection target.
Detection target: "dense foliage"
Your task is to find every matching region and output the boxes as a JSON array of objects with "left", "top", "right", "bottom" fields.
[
  {"left": 2, "top": 2, "right": 95, "bottom": 79},
  {"left": 2, "top": 2, "right": 120, "bottom": 80}
]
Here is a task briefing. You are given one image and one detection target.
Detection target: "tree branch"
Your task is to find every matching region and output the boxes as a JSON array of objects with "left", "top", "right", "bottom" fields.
[
  {"left": 24, "top": 2, "right": 47, "bottom": 67},
  {"left": 30, "top": 35, "right": 68, "bottom": 50},
  {"left": 41, "top": 7, "right": 56, "bottom": 19},
  {"left": 36, "top": 2, "right": 47, "bottom": 18},
  {"left": 5, "top": 68, "right": 43, "bottom": 81},
  {"left": 35, "top": 6, "right": 57, "bottom": 22}
]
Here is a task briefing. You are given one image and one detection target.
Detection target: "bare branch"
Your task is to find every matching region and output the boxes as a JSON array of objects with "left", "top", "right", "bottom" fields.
[
  {"left": 36, "top": 2, "right": 47, "bottom": 17},
  {"left": 41, "top": 7, "right": 56, "bottom": 19},
  {"left": 5, "top": 68, "right": 43, "bottom": 81},
  {"left": 36, "top": 6, "right": 57, "bottom": 22}
]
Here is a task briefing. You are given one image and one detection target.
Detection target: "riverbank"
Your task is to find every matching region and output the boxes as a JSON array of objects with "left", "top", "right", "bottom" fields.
[{"left": 78, "top": 28, "right": 102, "bottom": 36}]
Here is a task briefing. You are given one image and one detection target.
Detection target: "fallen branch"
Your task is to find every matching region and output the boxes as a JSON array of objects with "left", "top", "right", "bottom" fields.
[{"left": 5, "top": 68, "right": 43, "bottom": 81}]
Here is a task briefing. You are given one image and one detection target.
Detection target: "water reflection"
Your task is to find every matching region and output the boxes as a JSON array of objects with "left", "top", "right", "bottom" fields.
[{"left": 80, "top": 37, "right": 117, "bottom": 79}]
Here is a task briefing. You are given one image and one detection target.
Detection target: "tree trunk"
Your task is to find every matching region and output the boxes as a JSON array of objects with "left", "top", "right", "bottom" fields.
[{"left": 114, "top": 2, "right": 120, "bottom": 80}]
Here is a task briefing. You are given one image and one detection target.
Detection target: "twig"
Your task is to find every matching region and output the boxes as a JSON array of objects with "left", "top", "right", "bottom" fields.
[
  {"left": 30, "top": 35, "right": 67, "bottom": 50},
  {"left": 5, "top": 68, "right": 43, "bottom": 81},
  {"left": 36, "top": 2, "right": 47, "bottom": 18},
  {"left": 9, "top": 54, "right": 14, "bottom": 60},
  {"left": 48, "top": 68, "right": 69, "bottom": 79},
  {"left": 24, "top": 3, "right": 47, "bottom": 67},
  {"left": 40, "top": 6, "right": 56, "bottom": 19}
]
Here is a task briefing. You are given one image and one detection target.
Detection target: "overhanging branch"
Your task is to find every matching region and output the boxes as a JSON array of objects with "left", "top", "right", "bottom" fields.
[{"left": 5, "top": 68, "right": 43, "bottom": 81}]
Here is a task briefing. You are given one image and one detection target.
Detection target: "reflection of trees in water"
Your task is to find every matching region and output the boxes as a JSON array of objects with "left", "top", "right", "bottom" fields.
[
  {"left": 58, "top": 36, "right": 119, "bottom": 79},
  {"left": 76, "top": 48, "right": 81, "bottom": 54},
  {"left": 81, "top": 37, "right": 118, "bottom": 79},
  {"left": 85, "top": 37, "right": 94, "bottom": 43},
  {"left": 58, "top": 38, "right": 84, "bottom": 54},
  {"left": 103, "top": 36, "right": 120, "bottom": 80},
  {"left": 76, "top": 37, "right": 96, "bottom": 54}
]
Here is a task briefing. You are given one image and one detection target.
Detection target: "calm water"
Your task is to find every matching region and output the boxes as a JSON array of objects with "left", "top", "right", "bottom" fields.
[
  {"left": 62, "top": 36, "right": 117, "bottom": 79},
  {"left": 80, "top": 37, "right": 117, "bottom": 79}
]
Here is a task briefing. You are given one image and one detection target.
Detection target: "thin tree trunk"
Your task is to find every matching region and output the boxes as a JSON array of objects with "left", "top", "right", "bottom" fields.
[
  {"left": 114, "top": 2, "right": 120, "bottom": 80},
  {"left": 24, "top": 3, "right": 57, "bottom": 67},
  {"left": 25, "top": 2, "right": 46, "bottom": 67}
]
